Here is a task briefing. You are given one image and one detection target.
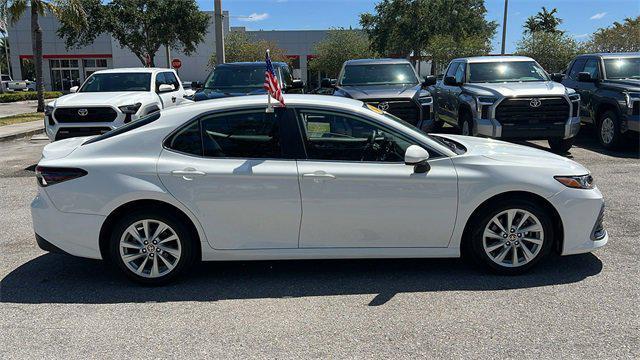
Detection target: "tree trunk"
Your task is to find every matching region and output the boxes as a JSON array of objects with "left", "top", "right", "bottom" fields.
[{"left": 31, "top": 4, "right": 44, "bottom": 112}]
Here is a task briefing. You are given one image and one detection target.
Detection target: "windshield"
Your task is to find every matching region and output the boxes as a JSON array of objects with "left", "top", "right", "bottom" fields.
[
  {"left": 604, "top": 58, "right": 640, "bottom": 79},
  {"left": 340, "top": 63, "right": 419, "bottom": 86},
  {"left": 468, "top": 61, "right": 549, "bottom": 83},
  {"left": 205, "top": 65, "right": 267, "bottom": 90},
  {"left": 80, "top": 73, "right": 151, "bottom": 92}
]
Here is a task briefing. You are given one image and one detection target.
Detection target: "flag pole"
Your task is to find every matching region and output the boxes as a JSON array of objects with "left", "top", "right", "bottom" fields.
[{"left": 265, "top": 49, "right": 274, "bottom": 113}]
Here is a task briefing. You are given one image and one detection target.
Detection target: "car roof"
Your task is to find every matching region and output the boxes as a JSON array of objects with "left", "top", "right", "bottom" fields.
[
  {"left": 343, "top": 58, "right": 412, "bottom": 66},
  {"left": 92, "top": 68, "right": 174, "bottom": 75},
  {"left": 577, "top": 52, "right": 640, "bottom": 59},
  {"left": 455, "top": 56, "right": 535, "bottom": 63},
  {"left": 216, "top": 61, "right": 288, "bottom": 67}
]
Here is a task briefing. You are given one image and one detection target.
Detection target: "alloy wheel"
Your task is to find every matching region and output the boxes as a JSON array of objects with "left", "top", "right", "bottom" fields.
[
  {"left": 462, "top": 121, "right": 470, "bottom": 136},
  {"left": 600, "top": 117, "right": 615, "bottom": 144},
  {"left": 119, "top": 219, "right": 182, "bottom": 278},
  {"left": 482, "top": 209, "right": 544, "bottom": 268}
]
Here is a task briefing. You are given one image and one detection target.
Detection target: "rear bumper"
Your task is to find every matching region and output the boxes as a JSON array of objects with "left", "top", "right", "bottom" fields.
[
  {"left": 31, "top": 188, "right": 105, "bottom": 259},
  {"left": 475, "top": 116, "right": 580, "bottom": 140}
]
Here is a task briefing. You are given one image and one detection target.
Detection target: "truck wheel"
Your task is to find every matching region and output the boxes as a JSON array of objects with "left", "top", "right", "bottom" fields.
[
  {"left": 459, "top": 111, "right": 473, "bottom": 136},
  {"left": 548, "top": 137, "right": 575, "bottom": 154},
  {"left": 598, "top": 110, "right": 622, "bottom": 149}
]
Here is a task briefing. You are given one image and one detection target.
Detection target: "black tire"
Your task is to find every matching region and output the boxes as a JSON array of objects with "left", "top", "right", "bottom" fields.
[
  {"left": 108, "top": 209, "right": 195, "bottom": 285},
  {"left": 597, "top": 110, "right": 622, "bottom": 149},
  {"left": 548, "top": 137, "right": 575, "bottom": 154},
  {"left": 459, "top": 111, "right": 473, "bottom": 136},
  {"left": 429, "top": 119, "right": 444, "bottom": 132},
  {"left": 466, "top": 199, "right": 555, "bottom": 275}
]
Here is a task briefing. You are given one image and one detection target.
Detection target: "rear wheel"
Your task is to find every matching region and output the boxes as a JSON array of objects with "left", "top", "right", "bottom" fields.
[
  {"left": 467, "top": 199, "right": 554, "bottom": 275},
  {"left": 548, "top": 137, "right": 575, "bottom": 154},
  {"left": 108, "top": 210, "right": 195, "bottom": 285},
  {"left": 598, "top": 110, "right": 622, "bottom": 149}
]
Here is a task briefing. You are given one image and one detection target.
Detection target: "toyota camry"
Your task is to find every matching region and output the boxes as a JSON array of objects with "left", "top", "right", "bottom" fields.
[{"left": 31, "top": 95, "right": 607, "bottom": 284}]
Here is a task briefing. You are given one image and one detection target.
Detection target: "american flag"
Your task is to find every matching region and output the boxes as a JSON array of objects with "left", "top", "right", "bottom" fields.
[{"left": 264, "top": 50, "right": 285, "bottom": 106}]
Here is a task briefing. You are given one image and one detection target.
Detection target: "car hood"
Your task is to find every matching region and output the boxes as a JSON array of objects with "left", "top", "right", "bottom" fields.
[
  {"left": 435, "top": 134, "right": 588, "bottom": 175},
  {"left": 462, "top": 81, "right": 567, "bottom": 97},
  {"left": 335, "top": 84, "right": 422, "bottom": 100},
  {"left": 51, "top": 92, "right": 155, "bottom": 107},
  {"left": 602, "top": 79, "right": 640, "bottom": 92},
  {"left": 194, "top": 87, "right": 266, "bottom": 101}
]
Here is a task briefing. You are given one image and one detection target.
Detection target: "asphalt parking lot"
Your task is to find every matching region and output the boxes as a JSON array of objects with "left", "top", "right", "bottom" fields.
[{"left": 0, "top": 127, "right": 638, "bottom": 359}]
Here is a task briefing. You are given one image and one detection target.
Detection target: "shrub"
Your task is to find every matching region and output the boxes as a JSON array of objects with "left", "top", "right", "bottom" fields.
[{"left": 0, "top": 91, "right": 63, "bottom": 103}]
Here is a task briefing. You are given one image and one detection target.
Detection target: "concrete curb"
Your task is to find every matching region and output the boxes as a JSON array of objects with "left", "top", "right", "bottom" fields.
[{"left": 0, "top": 121, "right": 45, "bottom": 143}]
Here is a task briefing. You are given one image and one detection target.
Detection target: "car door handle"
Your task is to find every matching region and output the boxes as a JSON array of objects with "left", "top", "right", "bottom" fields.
[
  {"left": 171, "top": 168, "right": 206, "bottom": 180},
  {"left": 302, "top": 172, "right": 336, "bottom": 182}
]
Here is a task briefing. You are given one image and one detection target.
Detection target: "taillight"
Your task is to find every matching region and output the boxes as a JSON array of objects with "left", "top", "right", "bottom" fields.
[{"left": 35, "top": 166, "right": 87, "bottom": 187}]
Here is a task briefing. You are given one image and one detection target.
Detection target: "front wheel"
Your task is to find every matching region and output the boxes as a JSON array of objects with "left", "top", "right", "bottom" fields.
[
  {"left": 459, "top": 112, "right": 473, "bottom": 136},
  {"left": 108, "top": 210, "right": 195, "bottom": 285},
  {"left": 598, "top": 110, "right": 622, "bottom": 149},
  {"left": 467, "top": 200, "right": 555, "bottom": 275},
  {"left": 548, "top": 137, "right": 575, "bottom": 154}
]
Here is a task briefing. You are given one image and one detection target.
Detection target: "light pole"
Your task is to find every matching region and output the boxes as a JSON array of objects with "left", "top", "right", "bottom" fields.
[
  {"left": 214, "top": 0, "right": 225, "bottom": 64},
  {"left": 501, "top": 0, "right": 509, "bottom": 55}
]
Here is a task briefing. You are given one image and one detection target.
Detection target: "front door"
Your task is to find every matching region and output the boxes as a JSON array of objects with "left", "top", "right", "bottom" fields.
[
  {"left": 294, "top": 108, "right": 458, "bottom": 248},
  {"left": 155, "top": 72, "right": 182, "bottom": 109},
  {"left": 157, "top": 108, "right": 302, "bottom": 250}
]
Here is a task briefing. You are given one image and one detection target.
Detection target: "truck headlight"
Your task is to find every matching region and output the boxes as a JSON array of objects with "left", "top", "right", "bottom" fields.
[
  {"left": 624, "top": 92, "right": 640, "bottom": 109},
  {"left": 554, "top": 174, "right": 594, "bottom": 189},
  {"left": 418, "top": 90, "right": 432, "bottom": 105},
  {"left": 44, "top": 105, "right": 54, "bottom": 116},
  {"left": 118, "top": 103, "right": 142, "bottom": 114},
  {"left": 568, "top": 94, "right": 580, "bottom": 102},
  {"left": 476, "top": 97, "right": 497, "bottom": 117}
]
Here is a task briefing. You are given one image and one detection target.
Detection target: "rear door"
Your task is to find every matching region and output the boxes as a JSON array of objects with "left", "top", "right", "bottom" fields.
[{"left": 157, "top": 107, "right": 302, "bottom": 250}]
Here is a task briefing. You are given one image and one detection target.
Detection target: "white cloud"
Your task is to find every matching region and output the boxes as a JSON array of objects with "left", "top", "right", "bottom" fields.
[
  {"left": 574, "top": 33, "right": 590, "bottom": 39},
  {"left": 590, "top": 12, "right": 607, "bottom": 20},
  {"left": 240, "top": 13, "right": 269, "bottom": 22}
]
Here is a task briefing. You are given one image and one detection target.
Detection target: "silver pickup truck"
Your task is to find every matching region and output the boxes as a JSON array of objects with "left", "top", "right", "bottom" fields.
[{"left": 429, "top": 56, "right": 581, "bottom": 153}]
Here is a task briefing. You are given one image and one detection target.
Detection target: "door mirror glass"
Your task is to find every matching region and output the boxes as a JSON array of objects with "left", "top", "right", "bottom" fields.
[
  {"left": 320, "top": 78, "right": 335, "bottom": 88},
  {"left": 405, "top": 145, "right": 430, "bottom": 173},
  {"left": 158, "top": 84, "right": 175, "bottom": 93},
  {"left": 443, "top": 76, "right": 459, "bottom": 86},
  {"left": 422, "top": 75, "right": 437, "bottom": 87},
  {"left": 69, "top": 86, "right": 79, "bottom": 93},
  {"left": 291, "top": 79, "right": 305, "bottom": 89}
]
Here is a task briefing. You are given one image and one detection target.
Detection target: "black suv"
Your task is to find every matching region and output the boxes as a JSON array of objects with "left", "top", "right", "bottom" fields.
[
  {"left": 193, "top": 62, "right": 304, "bottom": 101},
  {"left": 318, "top": 58, "right": 436, "bottom": 130},
  {"left": 560, "top": 52, "right": 639, "bottom": 149}
]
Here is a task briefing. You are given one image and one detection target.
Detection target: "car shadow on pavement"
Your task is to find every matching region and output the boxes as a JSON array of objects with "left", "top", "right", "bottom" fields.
[{"left": 1, "top": 253, "right": 603, "bottom": 306}]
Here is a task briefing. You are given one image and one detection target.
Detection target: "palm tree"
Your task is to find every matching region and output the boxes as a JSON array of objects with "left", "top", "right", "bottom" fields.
[
  {"left": 0, "top": 1, "right": 85, "bottom": 112},
  {"left": 524, "top": 7, "right": 563, "bottom": 35}
]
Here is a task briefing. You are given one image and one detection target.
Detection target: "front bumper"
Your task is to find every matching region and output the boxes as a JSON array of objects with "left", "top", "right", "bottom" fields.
[
  {"left": 31, "top": 188, "right": 105, "bottom": 259},
  {"left": 622, "top": 113, "right": 639, "bottom": 134},
  {"left": 475, "top": 116, "right": 580, "bottom": 140},
  {"left": 549, "top": 187, "right": 608, "bottom": 256}
]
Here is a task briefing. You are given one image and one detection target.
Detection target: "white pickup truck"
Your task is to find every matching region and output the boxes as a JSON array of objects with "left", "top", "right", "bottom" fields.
[{"left": 44, "top": 68, "right": 192, "bottom": 141}]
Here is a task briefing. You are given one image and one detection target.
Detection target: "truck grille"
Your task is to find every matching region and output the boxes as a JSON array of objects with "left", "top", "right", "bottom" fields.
[
  {"left": 364, "top": 99, "right": 421, "bottom": 125},
  {"left": 495, "top": 97, "right": 570, "bottom": 126},
  {"left": 55, "top": 127, "right": 112, "bottom": 141},
  {"left": 633, "top": 101, "right": 639, "bottom": 116},
  {"left": 53, "top": 107, "right": 118, "bottom": 123}
]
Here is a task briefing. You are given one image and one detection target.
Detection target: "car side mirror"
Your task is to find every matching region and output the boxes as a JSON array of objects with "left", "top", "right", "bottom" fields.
[
  {"left": 69, "top": 86, "right": 78, "bottom": 93},
  {"left": 158, "top": 84, "right": 175, "bottom": 93},
  {"left": 550, "top": 73, "right": 564, "bottom": 83},
  {"left": 443, "top": 76, "right": 460, "bottom": 86},
  {"left": 405, "top": 145, "right": 430, "bottom": 173},
  {"left": 422, "top": 75, "right": 437, "bottom": 87},
  {"left": 320, "top": 78, "right": 335, "bottom": 88},
  {"left": 291, "top": 79, "right": 305, "bottom": 89},
  {"left": 577, "top": 72, "right": 595, "bottom": 83},
  {"left": 191, "top": 81, "right": 203, "bottom": 90}
]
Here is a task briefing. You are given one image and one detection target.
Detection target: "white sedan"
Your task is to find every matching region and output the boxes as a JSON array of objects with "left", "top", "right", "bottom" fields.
[{"left": 31, "top": 95, "right": 607, "bottom": 284}]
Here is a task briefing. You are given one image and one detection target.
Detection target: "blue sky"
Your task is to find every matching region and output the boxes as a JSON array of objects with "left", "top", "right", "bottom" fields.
[{"left": 197, "top": 0, "right": 640, "bottom": 53}]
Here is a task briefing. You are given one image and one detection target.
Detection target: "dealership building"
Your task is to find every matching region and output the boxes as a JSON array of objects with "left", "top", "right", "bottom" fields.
[{"left": 7, "top": 10, "right": 333, "bottom": 91}]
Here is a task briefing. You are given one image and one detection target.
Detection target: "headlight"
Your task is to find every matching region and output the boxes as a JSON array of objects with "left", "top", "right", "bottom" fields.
[
  {"left": 568, "top": 94, "right": 580, "bottom": 102},
  {"left": 118, "top": 103, "right": 142, "bottom": 114},
  {"left": 624, "top": 92, "right": 640, "bottom": 108},
  {"left": 476, "top": 97, "right": 497, "bottom": 113},
  {"left": 44, "top": 105, "right": 54, "bottom": 116},
  {"left": 554, "top": 174, "right": 594, "bottom": 189},
  {"left": 418, "top": 90, "right": 432, "bottom": 105}
]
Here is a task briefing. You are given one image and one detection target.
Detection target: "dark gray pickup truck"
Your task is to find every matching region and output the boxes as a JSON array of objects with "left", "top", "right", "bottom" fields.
[{"left": 430, "top": 56, "right": 581, "bottom": 153}]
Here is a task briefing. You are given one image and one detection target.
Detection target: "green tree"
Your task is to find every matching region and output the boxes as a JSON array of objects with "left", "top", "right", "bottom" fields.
[
  {"left": 524, "top": 7, "right": 563, "bottom": 34},
  {"left": 309, "top": 28, "right": 376, "bottom": 78},
  {"left": 428, "top": 34, "right": 492, "bottom": 74},
  {"left": 360, "top": 0, "right": 496, "bottom": 73},
  {"left": 209, "top": 31, "right": 288, "bottom": 67},
  {"left": 58, "top": 0, "right": 210, "bottom": 67},
  {"left": 0, "top": 36, "right": 9, "bottom": 75},
  {"left": 585, "top": 16, "right": 640, "bottom": 53},
  {"left": 515, "top": 31, "right": 579, "bottom": 72},
  {"left": 0, "top": 0, "right": 86, "bottom": 111}
]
